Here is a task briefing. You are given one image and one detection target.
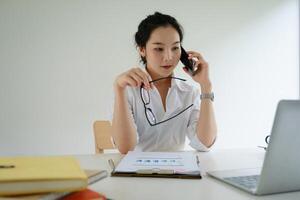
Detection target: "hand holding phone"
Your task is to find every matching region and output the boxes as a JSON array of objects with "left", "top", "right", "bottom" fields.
[{"left": 180, "top": 46, "right": 197, "bottom": 76}]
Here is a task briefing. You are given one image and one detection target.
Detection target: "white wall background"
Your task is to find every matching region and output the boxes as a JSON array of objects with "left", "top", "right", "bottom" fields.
[{"left": 0, "top": 0, "right": 298, "bottom": 155}]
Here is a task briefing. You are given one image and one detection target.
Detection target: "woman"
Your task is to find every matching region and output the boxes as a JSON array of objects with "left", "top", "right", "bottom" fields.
[{"left": 112, "top": 12, "right": 217, "bottom": 154}]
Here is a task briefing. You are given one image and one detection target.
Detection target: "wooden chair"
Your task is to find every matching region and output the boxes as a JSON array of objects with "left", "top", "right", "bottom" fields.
[{"left": 93, "top": 120, "right": 115, "bottom": 153}]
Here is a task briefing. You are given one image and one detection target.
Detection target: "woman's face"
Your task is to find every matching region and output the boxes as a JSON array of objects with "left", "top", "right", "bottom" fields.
[{"left": 140, "top": 26, "right": 181, "bottom": 78}]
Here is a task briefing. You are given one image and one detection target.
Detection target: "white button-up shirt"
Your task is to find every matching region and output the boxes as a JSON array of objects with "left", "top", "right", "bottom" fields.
[{"left": 121, "top": 78, "right": 209, "bottom": 152}]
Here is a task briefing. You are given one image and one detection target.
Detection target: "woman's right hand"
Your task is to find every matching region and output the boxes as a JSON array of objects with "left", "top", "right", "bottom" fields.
[{"left": 114, "top": 67, "right": 153, "bottom": 91}]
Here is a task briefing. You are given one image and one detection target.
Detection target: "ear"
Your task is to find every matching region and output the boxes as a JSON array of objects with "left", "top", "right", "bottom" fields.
[{"left": 138, "top": 46, "right": 146, "bottom": 57}]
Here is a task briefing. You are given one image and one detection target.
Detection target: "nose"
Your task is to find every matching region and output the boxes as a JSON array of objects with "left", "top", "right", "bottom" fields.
[{"left": 163, "top": 49, "right": 173, "bottom": 62}]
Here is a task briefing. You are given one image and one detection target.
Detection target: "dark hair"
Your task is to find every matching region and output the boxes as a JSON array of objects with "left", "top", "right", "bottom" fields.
[{"left": 134, "top": 12, "right": 184, "bottom": 65}]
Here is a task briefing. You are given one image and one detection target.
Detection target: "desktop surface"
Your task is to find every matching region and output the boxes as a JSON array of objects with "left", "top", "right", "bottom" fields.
[{"left": 75, "top": 148, "right": 300, "bottom": 200}]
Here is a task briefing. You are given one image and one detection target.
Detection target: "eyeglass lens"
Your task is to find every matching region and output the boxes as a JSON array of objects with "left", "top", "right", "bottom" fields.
[
  {"left": 146, "top": 108, "right": 156, "bottom": 124},
  {"left": 141, "top": 88, "right": 150, "bottom": 104}
]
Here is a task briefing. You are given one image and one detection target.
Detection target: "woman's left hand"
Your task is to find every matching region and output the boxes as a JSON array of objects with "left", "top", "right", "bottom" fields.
[{"left": 183, "top": 50, "right": 212, "bottom": 92}]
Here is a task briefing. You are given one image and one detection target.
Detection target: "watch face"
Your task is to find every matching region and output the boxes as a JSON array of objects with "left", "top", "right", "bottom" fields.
[
  {"left": 211, "top": 93, "right": 214, "bottom": 101},
  {"left": 201, "top": 92, "right": 214, "bottom": 101}
]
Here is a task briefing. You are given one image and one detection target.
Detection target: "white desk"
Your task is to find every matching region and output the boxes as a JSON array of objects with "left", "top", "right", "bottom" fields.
[{"left": 76, "top": 148, "right": 300, "bottom": 200}]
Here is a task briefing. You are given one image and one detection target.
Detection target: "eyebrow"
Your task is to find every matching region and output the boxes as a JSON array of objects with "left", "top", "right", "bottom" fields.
[{"left": 152, "top": 41, "right": 180, "bottom": 45}]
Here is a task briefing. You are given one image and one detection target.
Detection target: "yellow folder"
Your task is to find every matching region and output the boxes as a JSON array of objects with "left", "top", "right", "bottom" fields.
[{"left": 0, "top": 156, "right": 88, "bottom": 196}]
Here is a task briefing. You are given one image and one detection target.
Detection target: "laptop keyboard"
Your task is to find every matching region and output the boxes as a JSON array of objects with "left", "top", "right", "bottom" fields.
[{"left": 224, "top": 175, "right": 260, "bottom": 190}]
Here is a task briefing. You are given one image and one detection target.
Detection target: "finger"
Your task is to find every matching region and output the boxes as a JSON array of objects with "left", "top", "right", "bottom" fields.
[
  {"left": 196, "top": 60, "right": 208, "bottom": 67},
  {"left": 186, "top": 50, "right": 201, "bottom": 56},
  {"left": 194, "top": 60, "right": 209, "bottom": 72},
  {"left": 134, "top": 72, "right": 148, "bottom": 89},
  {"left": 128, "top": 74, "right": 143, "bottom": 87},
  {"left": 182, "top": 66, "right": 193, "bottom": 77},
  {"left": 134, "top": 69, "right": 150, "bottom": 88},
  {"left": 136, "top": 68, "right": 154, "bottom": 89},
  {"left": 194, "top": 61, "right": 201, "bottom": 72},
  {"left": 187, "top": 51, "right": 203, "bottom": 60},
  {"left": 137, "top": 68, "right": 152, "bottom": 82},
  {"left": 182, "top": 66, "right": 188, "bottom": 73},
  {"left": 125, "top": 76, "right": 139, "bottom": 87}
]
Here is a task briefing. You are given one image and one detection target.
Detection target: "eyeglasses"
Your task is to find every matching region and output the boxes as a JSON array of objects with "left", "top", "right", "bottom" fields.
[
  {"left": 258, "top": 135, "right": 270, "bottom": 150},
  {"left": 140, "top": 76, "right": 194, "bottom": 126}
]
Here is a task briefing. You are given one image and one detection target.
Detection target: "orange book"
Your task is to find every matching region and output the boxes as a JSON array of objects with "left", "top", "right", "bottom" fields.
[{"left": 62, "top": 189, "right": 106, "bottom": 200}]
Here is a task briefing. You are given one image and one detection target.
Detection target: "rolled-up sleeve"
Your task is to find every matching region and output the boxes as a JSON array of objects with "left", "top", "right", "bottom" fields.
[{"left": 186, "top": 87, "right": 210, "bottom": 152}]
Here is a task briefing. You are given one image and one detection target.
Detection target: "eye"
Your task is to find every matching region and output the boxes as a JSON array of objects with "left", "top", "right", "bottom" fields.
[
  {"left": 154, "top": 48, "right": 163, "bottom": 52},
  {"left": 172, "top": 46, "right": 180, "bottom": 51}
]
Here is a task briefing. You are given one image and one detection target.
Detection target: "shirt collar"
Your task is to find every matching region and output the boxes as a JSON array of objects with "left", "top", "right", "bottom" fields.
[{"left": 170, "top": 76, "right": 190, "bottom": 92}]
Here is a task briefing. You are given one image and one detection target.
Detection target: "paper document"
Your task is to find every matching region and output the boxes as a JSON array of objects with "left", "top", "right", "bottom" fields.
[{"left": 115, "top": 151, "right": 200, "bottom": 174}]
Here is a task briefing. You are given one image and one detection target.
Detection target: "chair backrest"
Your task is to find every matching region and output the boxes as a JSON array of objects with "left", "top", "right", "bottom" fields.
[{"left": 93, "top": 120, "right": 115, "bottom": 153}]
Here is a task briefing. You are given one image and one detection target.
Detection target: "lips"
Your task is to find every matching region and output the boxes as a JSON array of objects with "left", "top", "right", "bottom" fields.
[{"left": 161, "top": 65, "right": 172, "bottom": 69}]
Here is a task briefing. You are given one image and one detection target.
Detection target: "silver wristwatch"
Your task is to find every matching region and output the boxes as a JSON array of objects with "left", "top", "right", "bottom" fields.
[{"left": 200, "top": 92, "right": 214, "bottom": 101}]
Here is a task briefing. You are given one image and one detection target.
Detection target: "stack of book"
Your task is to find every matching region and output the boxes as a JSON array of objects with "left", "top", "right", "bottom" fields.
[{"left": 0, "top": 156, "right": 108, "bottom": 200}]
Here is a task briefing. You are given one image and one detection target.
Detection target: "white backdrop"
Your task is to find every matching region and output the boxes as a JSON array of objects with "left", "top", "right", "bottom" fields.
[{"left": 0, "top": 0, "right": 298, "bottom": 155}]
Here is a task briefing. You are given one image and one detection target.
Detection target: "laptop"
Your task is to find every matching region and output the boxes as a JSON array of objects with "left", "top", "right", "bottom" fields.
[{"left": 207, "top": 100, "right": 300, "bottom": 195}]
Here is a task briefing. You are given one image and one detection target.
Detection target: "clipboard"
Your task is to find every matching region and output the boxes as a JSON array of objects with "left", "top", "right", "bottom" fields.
[
  {"left": 108, "top": 152, "right": 202, "bottom": 179},
  {"left": 110, "top": 169, "right": 202, "bottom": 179}
]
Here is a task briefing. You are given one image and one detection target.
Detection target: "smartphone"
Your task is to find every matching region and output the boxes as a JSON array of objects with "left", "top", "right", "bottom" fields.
[{"left": 180, "top": 46, "right": 197, "bottom": 76}]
